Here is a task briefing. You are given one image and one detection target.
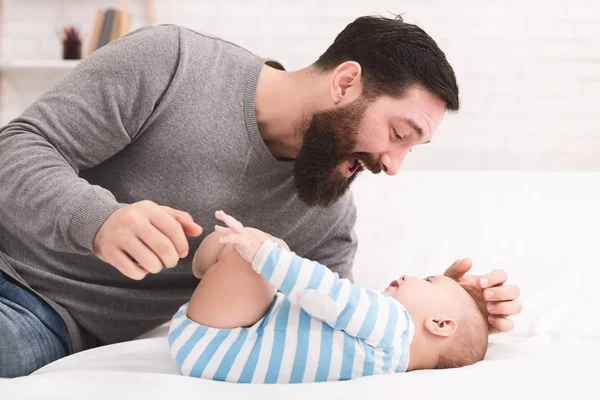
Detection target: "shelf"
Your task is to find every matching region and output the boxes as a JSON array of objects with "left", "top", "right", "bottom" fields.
[{"left": 0, "top": 59, "right": 80, "bottom": 73}]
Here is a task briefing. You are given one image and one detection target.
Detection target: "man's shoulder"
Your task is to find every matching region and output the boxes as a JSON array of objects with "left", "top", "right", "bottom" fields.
[
  {"left": 126, "top": 24, "right": 262, "bottom": 60},
  {"left": 176, "top": 25, "right": 259, "bottom": 57},
  {"left": 122, "top": 24, "right": 181, "bottom": 43}
]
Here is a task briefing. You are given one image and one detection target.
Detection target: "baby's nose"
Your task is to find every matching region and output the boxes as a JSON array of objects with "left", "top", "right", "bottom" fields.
[{"left": 400, "top": 275, "right": 407, "bottom": 281}]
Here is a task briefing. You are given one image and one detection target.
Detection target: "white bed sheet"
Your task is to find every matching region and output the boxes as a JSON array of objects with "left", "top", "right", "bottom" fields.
[
  {"left": 2, "top": 171, "right": 599, "bottom": 399},
  {"left": 5, "top": 330, "right": 599, "bottom": 399}
]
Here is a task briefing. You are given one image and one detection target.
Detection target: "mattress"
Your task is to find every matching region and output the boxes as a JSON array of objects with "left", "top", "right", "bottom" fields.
[
  {"left": 3, "top": 171, "right": 599, "bottom": 399},
  {"left": 4, "top": 327, "right": 598, "bottom": 399}
]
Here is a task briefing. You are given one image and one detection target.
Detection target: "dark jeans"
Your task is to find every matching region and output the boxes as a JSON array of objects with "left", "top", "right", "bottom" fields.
[{"left": 0, "top": 271, "right": 71, "bottom": 377}]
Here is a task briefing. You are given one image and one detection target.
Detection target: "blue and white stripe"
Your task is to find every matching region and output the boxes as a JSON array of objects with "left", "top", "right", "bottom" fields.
[{"left": 169, "top": 240, "right": 414, "bottom": 383}]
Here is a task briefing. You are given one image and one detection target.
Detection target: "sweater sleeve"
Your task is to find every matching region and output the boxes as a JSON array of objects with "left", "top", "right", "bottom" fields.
[
  {"left": 252, "top": 241, "right": 411, "bottom": 349},
  {"left": 0, "top": 25, "right": 181, "bottom": 254}
]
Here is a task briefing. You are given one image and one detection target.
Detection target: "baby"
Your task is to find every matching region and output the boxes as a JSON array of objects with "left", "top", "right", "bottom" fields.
[{"left": 168, "top": 211, "right": 488, "bottom": 383}]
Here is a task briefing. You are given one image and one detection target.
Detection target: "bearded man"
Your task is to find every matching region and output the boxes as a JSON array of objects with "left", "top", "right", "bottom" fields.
[{"left": 0, "top": 16, "right": 521, "bottom": 377}]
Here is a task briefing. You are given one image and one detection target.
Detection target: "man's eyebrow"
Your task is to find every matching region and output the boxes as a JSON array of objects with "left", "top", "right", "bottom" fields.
[{"left": 401, "top": 118, "right": 430, "bottom": 144}]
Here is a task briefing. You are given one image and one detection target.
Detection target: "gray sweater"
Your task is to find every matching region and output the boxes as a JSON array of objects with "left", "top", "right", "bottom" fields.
[{"left": 0, "top": 25, "right": 357, "bottom": 353}]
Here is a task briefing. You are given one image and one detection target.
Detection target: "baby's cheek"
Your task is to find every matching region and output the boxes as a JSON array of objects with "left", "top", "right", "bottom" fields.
[{"left": 391, "top": 292, "right": 404, "bottom": 303}]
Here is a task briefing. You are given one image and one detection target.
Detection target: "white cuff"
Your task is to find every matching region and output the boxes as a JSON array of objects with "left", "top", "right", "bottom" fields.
[
  {"left": 251, "top": 239, "right": 278, "bottom": 273},
  {"left": 297, "top": 289, "right": 338, "bottom": 322}
]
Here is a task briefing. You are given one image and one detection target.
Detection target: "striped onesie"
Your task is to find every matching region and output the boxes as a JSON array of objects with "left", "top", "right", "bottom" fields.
[{"left": 168, "top": 240, "right": 415, "bottom": 383}]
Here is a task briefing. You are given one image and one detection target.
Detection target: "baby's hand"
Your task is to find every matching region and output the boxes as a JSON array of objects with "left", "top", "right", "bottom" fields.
[{"left": 214, "top": 210, "right": 272, "bottom": 264}]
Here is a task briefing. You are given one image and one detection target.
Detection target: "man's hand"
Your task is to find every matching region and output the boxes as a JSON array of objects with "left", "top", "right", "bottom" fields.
[
  {"left": 94, "top": 200, "right": 203, "bottom": 280},
  {"left": 444, "top": 258, "right": 522, "bottom": 334}
]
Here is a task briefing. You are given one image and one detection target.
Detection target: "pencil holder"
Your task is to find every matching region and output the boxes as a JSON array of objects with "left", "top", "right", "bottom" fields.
[{"left": 62, "top": 40, "right": 82, "bottom": 60}]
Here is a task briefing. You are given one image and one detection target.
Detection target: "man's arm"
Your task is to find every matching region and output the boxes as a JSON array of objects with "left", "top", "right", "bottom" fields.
[{"left": 0, "top": 26, "right": 181, "bottom": 255}]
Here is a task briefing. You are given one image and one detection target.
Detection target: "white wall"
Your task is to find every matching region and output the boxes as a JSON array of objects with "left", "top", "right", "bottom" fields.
[
  {"left": 350, "top": 171, "right": 600, "bottom": 341},
  {"left": 1, "top": 0, "right": 599, "bottom": 170}
]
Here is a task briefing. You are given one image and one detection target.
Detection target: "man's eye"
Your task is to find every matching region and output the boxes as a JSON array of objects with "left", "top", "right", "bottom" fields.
[{"left": 393, "top": 128, "right": 403, "bottom": 141}]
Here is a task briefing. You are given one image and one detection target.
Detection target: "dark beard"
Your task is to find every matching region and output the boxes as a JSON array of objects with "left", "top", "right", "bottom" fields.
[{"left": 294, "top": 99, "right": 369, "bottom": 207}]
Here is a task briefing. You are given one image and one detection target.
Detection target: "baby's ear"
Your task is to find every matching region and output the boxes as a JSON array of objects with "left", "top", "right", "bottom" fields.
[{"left": 424, "top": 317, "right": 457, "bottom": 337}]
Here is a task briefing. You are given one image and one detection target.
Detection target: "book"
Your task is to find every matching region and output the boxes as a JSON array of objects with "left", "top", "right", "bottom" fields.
[
  {"left": 119, "top": 11, "right": 132, "bottom": 38},
  {"left": 109, "top": 10, "right": 122, "bottom": 42},
  {"left": 88, "top": 6, "right": 132, "bottom": 55},
  {"left": 120, "top": 0, "right": 131, "bottom": 37},
  {"left": 88, "top": 9, "right": 105, "bottom": 54},
  {"left": 97, "top": 8, "right": 116, "bottom": 49}
]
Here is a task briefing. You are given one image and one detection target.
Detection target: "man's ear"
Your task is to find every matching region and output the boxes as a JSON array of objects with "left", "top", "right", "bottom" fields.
[
  {"left": 424, "top": 317, "right": 457, "bottom": 337},
  {"left": 329, "top": 61, "right": 362, "bottom": 105}
]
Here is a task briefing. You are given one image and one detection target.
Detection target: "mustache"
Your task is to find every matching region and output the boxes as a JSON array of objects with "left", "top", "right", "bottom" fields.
[{"left": 352, "top": 152, "right": 382, "bottom": 174}]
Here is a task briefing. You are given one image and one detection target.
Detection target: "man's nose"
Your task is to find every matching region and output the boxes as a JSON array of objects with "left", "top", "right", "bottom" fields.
[{"left": 380, "top": 151, "right": 408, "bottom": 176}]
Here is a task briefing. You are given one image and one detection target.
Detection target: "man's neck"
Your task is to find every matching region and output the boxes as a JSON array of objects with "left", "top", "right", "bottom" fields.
[{"left": 254, "top": 65, "right": 325, "bottom": 160}]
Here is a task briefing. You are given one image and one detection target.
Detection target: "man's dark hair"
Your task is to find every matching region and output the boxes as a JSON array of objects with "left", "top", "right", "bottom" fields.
[{"left": 314, "top": 15, "right": 460, "bottom": 111}]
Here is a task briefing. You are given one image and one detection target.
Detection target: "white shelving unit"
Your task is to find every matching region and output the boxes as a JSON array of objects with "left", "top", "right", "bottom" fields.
[
  {"left": 0, "top": 59, "right": 80, "bottom": 73},
  {"left": 0, "top": 0, "right": 156, "bottom": 123},
  {"left": 0, "top": 0, "right": 155, "bottom": 72}
]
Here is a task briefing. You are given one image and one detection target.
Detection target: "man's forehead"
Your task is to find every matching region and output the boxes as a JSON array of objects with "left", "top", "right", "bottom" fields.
[{"left": 371, "top": 92, "right": 444, "bottom": 132}]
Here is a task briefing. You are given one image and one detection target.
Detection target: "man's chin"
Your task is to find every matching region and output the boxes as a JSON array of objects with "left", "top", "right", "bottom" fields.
[
  {"left": 297, "top": 191, "right": 346, "bottom": 208},
  {"left": 295, "top": 172, "right": 357, "bottom": 208}
]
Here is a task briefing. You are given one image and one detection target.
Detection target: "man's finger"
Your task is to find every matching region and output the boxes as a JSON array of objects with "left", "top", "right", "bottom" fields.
[
  {"left": 147, "top": 210, "right": 189, "bottom": 259},
  {"left": 162, "top": 206, "right": 203, "bottom": 237},
  {"left": 484, "top": 284, "right": 521, "bottom": 302},
  {"left": 487, "top": 300, "right": 523, "bottom": 316},
  {"left": 479, "top": 269, "right": 508, "bottom": 288},
  {"left": 108, "top": 249, "right": 149, "bottom": 280},
  {"left": 123, "top": 238, "right": 164, "bottom": 274},
  {"left": 444, "top": 258, "right": 472, "bottom": 280},
  {"left": 488, "top": 315, "right": 515, "bottom": 334},
  {"left": 179, "top": 217, "right": 203, "bottom": 237},
  {"left": 136, "top": 223, "right": 180, "bottom": 268}
]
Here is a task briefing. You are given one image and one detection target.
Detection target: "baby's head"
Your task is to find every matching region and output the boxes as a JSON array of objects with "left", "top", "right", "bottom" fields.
[{"left": 383, "top": 274, "right": 488, "bottom": 370}]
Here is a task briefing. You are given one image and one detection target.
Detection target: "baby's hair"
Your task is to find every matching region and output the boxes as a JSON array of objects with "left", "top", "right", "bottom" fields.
[{"left": 434, "top": 302, "right": 488, "bottom": 369}]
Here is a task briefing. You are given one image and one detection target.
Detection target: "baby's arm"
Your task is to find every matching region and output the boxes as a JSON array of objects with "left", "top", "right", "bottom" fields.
[
  {"left": 213, "top": 210, "right": 410, "bottom": 348},
  {"left": 187, "top": 232, "right": 275, "bottom": 329},
  {"left": 192, "top": 230, "right": 289, "bottom": 279},
  {"left": 252, "top": 241, "right": 410, "bottom": 349}
]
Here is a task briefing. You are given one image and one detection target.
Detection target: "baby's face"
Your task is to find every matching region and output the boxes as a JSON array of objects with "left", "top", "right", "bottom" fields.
[{"left": 382, "top": 274, "right": 470, "bottom": 320}]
